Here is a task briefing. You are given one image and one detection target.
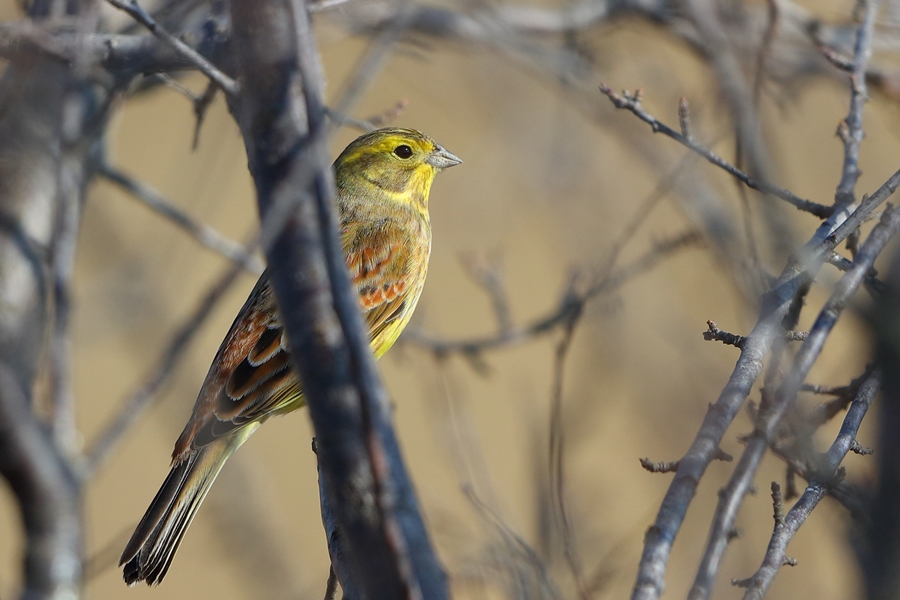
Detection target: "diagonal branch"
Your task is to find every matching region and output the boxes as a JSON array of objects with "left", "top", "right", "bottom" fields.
[
  {"left": 99, "top": 163, "right": 264, "bottom": 274},
  {"left": 104, "top": 0, "right": 239, "bottom": 96},
  {"left": 598, "top": 86, "right": 832, "bottom": 218},
  {"left": 737, "top": 369, "right": 880, "bottom": 599}
]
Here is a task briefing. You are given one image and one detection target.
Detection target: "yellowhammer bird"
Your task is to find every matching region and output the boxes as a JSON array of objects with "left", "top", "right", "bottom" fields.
[{"left": 120, "top": 127, "right": 461, "bottom": 586}]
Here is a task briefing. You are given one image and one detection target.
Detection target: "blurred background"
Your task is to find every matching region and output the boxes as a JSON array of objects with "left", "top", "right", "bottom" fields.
[{"left": 0, "top": 0, "right": 895, "bottom": 598}]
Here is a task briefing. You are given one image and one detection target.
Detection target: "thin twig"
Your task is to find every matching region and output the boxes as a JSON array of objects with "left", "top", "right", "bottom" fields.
[
  {"left": 192, "top": 81, "right": 218, "bottom": 150},
  {"left": 703, "top": 321, "right": 746, "bottom": 348},
  {"left": 640, "top": 449, "right": 732, "bottom": 474},
  {"left": 324, "top": 565, "right": 338, "bottom": 600},
  {"left": 834, "top": 0, "right": 878, "bottom": 209},
  {"left": 460, "top": 253, "right": 514, "bottom": 333},
  {"left": 83, "top": 254, "right": 249, "bottom": 474},
  {"left": 640, "top": 459, "right": 681, "bottom": 473},
  {"left": 404, "top": 232, "right": 702, "bottom": 355},
  {"left": 738, "top": 370, "right": 880, "bottom": 598},
  {"left": 598, "top": 86, "right": 833, "bottom": 218},
  {"left": 99, "top": 163, "right": 264, "bottom": 274},
  {"left": 826, "top": 251, "right": 887, "bottom": 294},
  {"left": 772, "top": 482, "right": 785, "bottom": 526},
  {"left": 464, "top": 486, "right": 566, "bottom": 600},
  {"left": 549, "top": 313, "right": 589, "bottom": 599},
  {"left": 325, "top": 100, "right": 408, "bottom": 133},
  {"left": 309, "top": 0, "right": 357, "bottom": 12},
  {"left": 364, "top": 99, "right": 408, "bottom": 128},
  {"left": 104, "top": 0, "right": 240, "bottom": 96},
  {"left": 768, "top": 442, "right": 868, "bottom": 518},
  {"left": 703, "top": 321, "right": 807, "bottom": 348},
  {"left": 806, "top": 365, "right": 876, "bottom": 426},
  {"left": 818, "top": 43, "right": 855, "bottom": 71},
  {"left": 732, "top": 0, "right": 780, "bottom": 292},
  {"left": 50, "top": 90, "right": 86, "bottom": 455},
  {"left": 850, "top": 440, "right": 874, "bottom": 455}
]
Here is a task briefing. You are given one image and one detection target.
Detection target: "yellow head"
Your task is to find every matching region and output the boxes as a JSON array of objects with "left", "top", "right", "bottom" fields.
[{"left": 334, "top": 127, "right": 461, "bottom": 212}]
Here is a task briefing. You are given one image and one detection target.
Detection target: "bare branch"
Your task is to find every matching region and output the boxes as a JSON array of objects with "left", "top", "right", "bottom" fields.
[
  {"left": 405, "top": 232, "right": 702, "bottom": 356},
  {"left": 689, "top": 201, "right": 900, "bottom": 599},
  {"left": 325, "top": 99, "right": 408, "bottom": 133},
  {"left": 641, "top": 449, "right": 732, "bottom": 475},
  {"left": 323, "top": 565, "right": 339, "bottom": 600},
  {"left": 49, "top": 87, "right": 89, "bottom": 455},
  {"left": 104, "top": 0, "right": 240, "bottom": 96},
  {"left": 0, "top": 21, "right": 232, "bottom": 83},
  {"left": 599, "top": 86, "right": 832, "bottom": 218},
  {"left": 703, "top": 321, "right": 746, "bottom": 348},
  {"left": 549, "top": 314, "right": 588, "bottom": 599},
  {"left": 460, "top": 253, "right": 514, "bottom": 334},
  {"left": 191, "top": 81, "right": 219, "bottom": 149},
  {"left": 703, "top": 321, "right": 807, "bottom": 348},
  {"left": 769, "top": 444, "right": 867, "bottom": 517},
  {"left": 309, "top": 0, "right": 358, "bottom": 13},
  {"left": 147, "top": 74, "right": 220, "bottom": 149},
  {"left": 738, "top": 370, "right": 880, "bottom": 598},
  {"left": 834, "top": 1, "right": 880, "bottom": 209},
  {"left": 229, "top": 0, "right": 447, "bottom": 595},
  {"left": 98, "top": 163, "right": 263, "bottom": 274},
  {"left": 84, "top": 256, "right": 249, "bottom": 474},
  {"left": 637, "top": 3, "right": 887, "bottom": 594},
  {"left": 316, "top": 438, "right": 361, "bottom": 600},
  {"left": 818, "top": 43, "right": 855, "bottom": 71},
  {"left": 640, "top": 458, "right": 681, "bottom": 474},
  {"left": 0, "top": 364, "right": 82, "bottom": 599},
  {"left": 805, "top": 365, "right": 877, "bottom": 426},
  {"left": 463, "top": 486, "right": 566, "bottom": 599}
]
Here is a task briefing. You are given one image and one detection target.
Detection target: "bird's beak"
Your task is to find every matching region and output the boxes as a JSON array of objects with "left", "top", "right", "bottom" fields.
[{"left": 426, "top": 145, "right": 463, "bottom": 170}]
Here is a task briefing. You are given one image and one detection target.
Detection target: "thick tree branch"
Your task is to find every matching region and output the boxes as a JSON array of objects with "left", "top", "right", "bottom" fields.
[
  {"left": 0, "top": 365, "right": 81, "bottom": 600},
  {"left": 0, "top": 19, "right": 231, "bottom": 83},
  {"left": 0, "top": 4, "right": 110, "bottom": 591},
  {"left": 227, "top": 0, "right": 447, "bottom": 597}
]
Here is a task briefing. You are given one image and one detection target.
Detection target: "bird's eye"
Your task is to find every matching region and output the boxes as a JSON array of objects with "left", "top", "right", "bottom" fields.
[{"left": 394, "top": 145, "right": 413, "bottom": 159}]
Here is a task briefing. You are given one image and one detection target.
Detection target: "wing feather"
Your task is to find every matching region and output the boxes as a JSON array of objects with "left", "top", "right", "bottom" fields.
[{"left": 173, "top": 218, "right": 425, "bottom": 462}]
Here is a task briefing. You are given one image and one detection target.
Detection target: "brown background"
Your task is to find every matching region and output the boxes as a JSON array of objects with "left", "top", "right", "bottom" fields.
[{"left": 0, "top": 0, "right": 892, "bottom": 598}]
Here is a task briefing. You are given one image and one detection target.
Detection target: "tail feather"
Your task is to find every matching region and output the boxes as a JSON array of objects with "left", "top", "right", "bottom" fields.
[{"left": 120, "top": 427, "right": 258, "bottom": 585}]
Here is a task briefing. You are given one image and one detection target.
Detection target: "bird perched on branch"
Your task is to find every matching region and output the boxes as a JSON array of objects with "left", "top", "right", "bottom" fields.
[{"left": 120, "top": 127, "right": 461, "bottom": 586}]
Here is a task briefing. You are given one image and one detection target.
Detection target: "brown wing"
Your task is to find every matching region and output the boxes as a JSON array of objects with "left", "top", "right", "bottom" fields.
[
  {"left": 171, "top": 276, "right": 299, "bottom": 462},
  {"left": 172, "top": 220, "right": 421, "bottom": 463}
]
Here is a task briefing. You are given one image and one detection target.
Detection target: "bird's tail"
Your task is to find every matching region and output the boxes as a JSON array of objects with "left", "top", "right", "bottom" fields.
[{"left": 119, "top": 425, "right": 259, "bottom": 585}]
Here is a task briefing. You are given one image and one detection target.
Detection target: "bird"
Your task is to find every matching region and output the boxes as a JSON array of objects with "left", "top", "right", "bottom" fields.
[{"left": 120, "top": 127, "right": 461, "bottom": 586}]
